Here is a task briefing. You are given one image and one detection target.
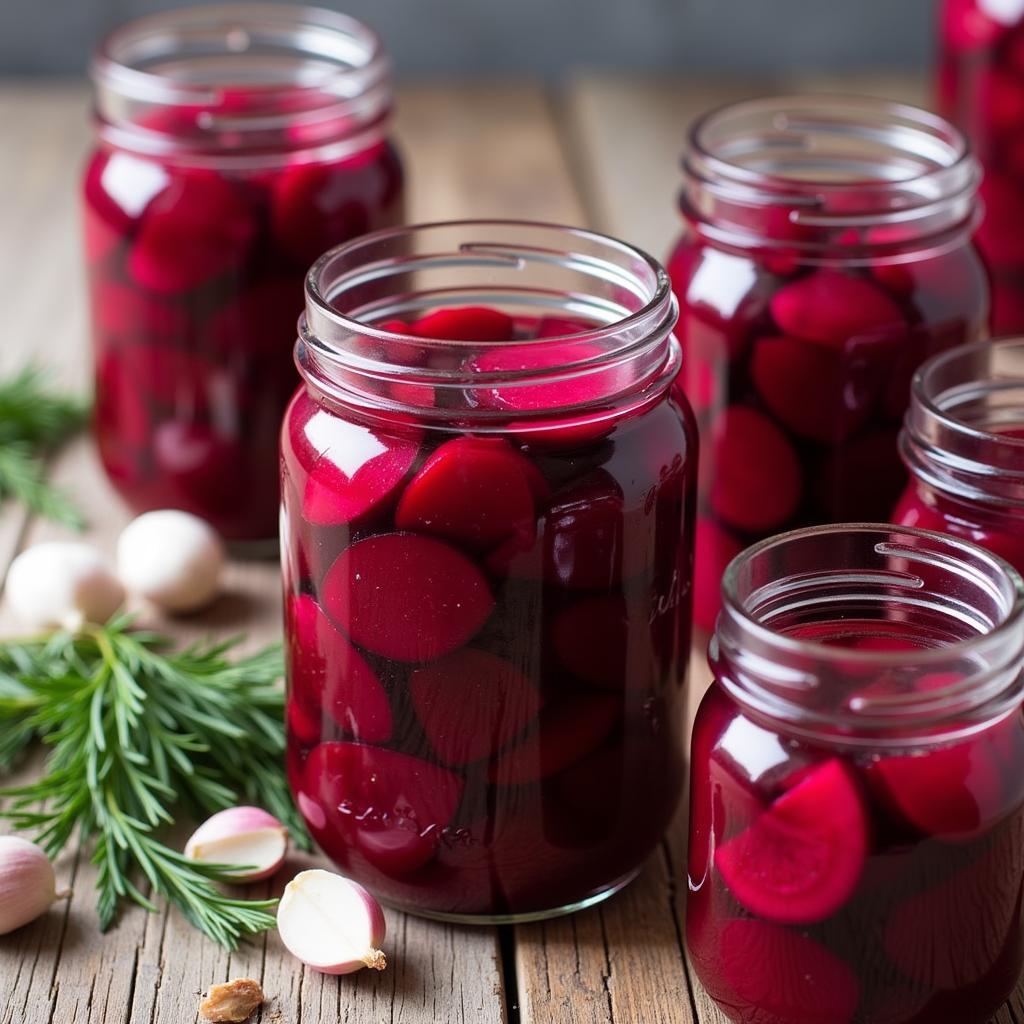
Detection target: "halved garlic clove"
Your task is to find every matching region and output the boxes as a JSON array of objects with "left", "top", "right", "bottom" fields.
[
  {"left": 184, "top": 807, "right": 288, "bottom": 883},
  {"left": 0, "top": 836, "right": 67, "bottom": 934},
  {"left": 277, "top": 869, "right": 387, "bottom": 974}
]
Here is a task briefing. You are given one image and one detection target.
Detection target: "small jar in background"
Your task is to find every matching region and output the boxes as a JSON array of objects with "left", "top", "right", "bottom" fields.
[
  {"left": 894, "top": 337, "right": 1024, "bottom": 573},
  {"left": 667, "top": 95, "right": 988, "bottom": 632},
  {"left": 282, "top": 221, "right": 696, "bottom": 921},
  {"left": 83, "top": 4, "right": 404, "bottom": 544},
  {"left": 688, "top": 523, "right": 1024, "bottom": 1024}
]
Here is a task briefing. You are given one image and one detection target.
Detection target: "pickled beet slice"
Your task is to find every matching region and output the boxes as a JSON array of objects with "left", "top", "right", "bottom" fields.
[
  {"left": 302, "top": 742, "right": 464, "bottom": 877},
  {"left": 410, "top": 648, "right": 541, "bottom": 765},
  {"left": 410, "top": 307, "right": 516, "bottom": 341},
  {"left": 694, "top": 517, "right": 743, "bottom": 634},
  {"left": 709, "top": 406, "right": 802, "bottom": 533},
  {"left": 127, "top": 172, "right": 256, "bottom": 295},
  {"left": 290, "top": 399, "right": 423, "bottom": 526},
  {"left": 717, "top": 919, "right": 860, "bottom": 1024},
  {"left": 532, "top": 316, "right": 593, "bottom": 338},
  {"left": 715, "top": 759, "right": 867, "bottom": 924},
  {"left": 770, "top": 269, "right": 905, "bottom": 348},
  {"left": 488, "top": 695, "right": 620, "bottom": 785},
  {"left": 288, "top": 594, "right": 392, "bottom": 743},
  {"left": 394, "top": 437, "right": 537, "bottom": 552},
  {"left": 750, "top": 335, "right": 875, "bottom": 443},
  {"left": 321, "top": 533, "right": 494, "bottom": 662}
]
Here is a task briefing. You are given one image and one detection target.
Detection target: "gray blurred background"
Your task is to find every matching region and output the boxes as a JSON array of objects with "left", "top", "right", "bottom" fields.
[{"left": 2, "top": 0, "right": 936, "bottom": 77}]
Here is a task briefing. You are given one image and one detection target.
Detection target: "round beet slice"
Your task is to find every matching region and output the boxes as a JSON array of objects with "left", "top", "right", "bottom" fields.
[
  {"left": 395, "top": 437, "right": 538, "bottom": 552},
  {"left": 709, "top": 406, "right": 802, "bottom": 533},
  {"left": 127, "top": 171, "right": 256, "bottom": 295},
  {"left": 769, "top": 269, "right": 905, "bottom": 348},
  {"left": 302, "top": 741, "right": 464, "bottom": 877},
  {"left": 288, "top": 594, "right": 393, "bottom": 743},
  {"left": 321, "top": 533, "right": 495, "bottom": 662},
  {"left": 291, "top": 400, "right": 423, "bottom": 527},
  {"left": 717, "top": 918, "right": 860, "bottom": 1024},
  {"left": 410, "top": 306, "right": 516, "bottom": 341},
  {"left": 410, "top": 648, "right": 541, "bottom": 764},
  {"left": 714, "top": 758, "right": 868, "bottom": 925},
  {"left": 488, "top": 695, "right": 621, "bottom": 785}
]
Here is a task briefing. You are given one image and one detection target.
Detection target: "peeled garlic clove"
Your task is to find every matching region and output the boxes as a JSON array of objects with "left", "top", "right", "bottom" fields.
[
  {"left": 0, "top": 836, "right": 63, "bottom": 934},
  {"left": 184, "top": 807, "right": 288, "bottom": 883},
  {"left": 277, "top": 869, "right": 387, "bottom": 974},
  {"left": 117, "top": 510, "right": 225, "bottom": 614},
  {"left": 5, "top": 542, "right": 125, "bottom": 631}
]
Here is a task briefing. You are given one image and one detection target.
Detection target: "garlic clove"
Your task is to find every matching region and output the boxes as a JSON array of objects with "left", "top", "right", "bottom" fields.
[
  {"left": 277, "top": 869, "right": 387, "bottom": 974},
  {"left": 116, "top": 510, "right": 225, "bottom": 614},
  {"left": 0, "top": 836, "right": 65, "bottom": 934},
  {"left": 5, "top": 542, "right": 125, "bottom": 631},
  {"left": 184, "top": 807, "right": 288, "bottom": 883}
]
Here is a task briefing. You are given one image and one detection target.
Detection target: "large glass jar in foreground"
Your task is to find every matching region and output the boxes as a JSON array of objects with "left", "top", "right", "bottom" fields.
[
  {"left": 894, "top": 338, "right": 1024, "bottom": 575},
  {"left": 282, "top": 222, "right": 696, "bottom": 921},
  {"left": 84, "top": 4, "right": 404, "bottom": 544},
  {"left": 688, "top": 524, "right": 1024, "bottom": 1024},
  {"left": 667, "top": 96, "right": 988, "bottom": 632},
  {"left": 939, "top": 0, "right": 1024, "bottom": 332}
]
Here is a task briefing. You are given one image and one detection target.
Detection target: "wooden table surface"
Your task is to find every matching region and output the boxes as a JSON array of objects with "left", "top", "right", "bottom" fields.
[{"left": 2, "top": 72, "right": 1022, "bottom": 1024}]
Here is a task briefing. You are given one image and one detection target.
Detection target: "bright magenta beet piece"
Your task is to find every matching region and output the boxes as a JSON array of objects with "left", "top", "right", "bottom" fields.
[
  {"left": 717, "top": 919, "right": 860, "bottom": 1024},
  {"left": 322, "top": 533, "right": 495, "bottom": 662},
  {"left": 532, "top": 316, "right": 592, "bottom": 338},
  {"left": 714, "top": 758, "right": 868, "bottom": 924},
  {"left": 302, "top": 741, "right": 464, "bottom": 876},
  {"left": 410, "top": 307, "right": 516, "bottom": 341},
  {"left": 395, "top": 437, "right": 538, "bottom": 552},
  {"left": 288, "top": 594, "right": 393, "bottom": 743},
  {"left": 127, "top": 171, "right": 256, "bottom": 295},
  {"left": 694, "top": 517, "right": 743, "bottom": 634},
  {"left": 289, "top": 398, "right": 422, "bottom": 526},
  {"left": 410, "top": 648, "right": 541, "bottom": 765},
  {"left": 710, "top": 406, "right": 802, "bottom": 533},
  {"left": 769, "top": 269, "right": 905, "bottom": 348},
  {"left": 488, "top": 695, "right": 620, "bottom": 784},
  {"left": 750, "top": 335, "right": 875, "bottom": 443}
]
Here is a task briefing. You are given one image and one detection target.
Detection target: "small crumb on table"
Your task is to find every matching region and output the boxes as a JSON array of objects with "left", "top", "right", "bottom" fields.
[{"left": 199, "top": 978, "right": 265, "bottom": 1022}]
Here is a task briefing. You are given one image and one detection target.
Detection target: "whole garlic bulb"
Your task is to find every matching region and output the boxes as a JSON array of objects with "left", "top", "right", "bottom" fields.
[
  {"left": 0, "top": 836, "right": 64, "bottom": 934},
  {"left": 116, "top": 510, "right": 225, "bottom": 613},
  {"left": 5, "top": 542, "right": 125, "bottom": 630}
]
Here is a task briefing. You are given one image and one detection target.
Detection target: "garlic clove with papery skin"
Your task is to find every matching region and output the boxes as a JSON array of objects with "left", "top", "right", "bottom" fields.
[
  {"left": 116, "top": 510, "right": 225, "bottom": 614},
  {"left": 184, "top": 807, "right": 288, "bottom": 883},
  {"left": 277, "top": 869, "right": 387, "bottom": 974},
  {"left": 5, "top": 542, "right": 125, "bottom": 631},
  {"left": 0, "top": 836, "right": 67, "bottom": 934}
]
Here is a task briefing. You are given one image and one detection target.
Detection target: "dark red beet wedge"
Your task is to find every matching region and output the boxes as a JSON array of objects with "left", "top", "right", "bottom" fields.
[
  {"left": 302, "top": 741, "right": 464, "bottom": 877},
  {"left": 718, "top": 919, "right": 860, "bottom": 1024},
  {"left": 288, "top": 594, "right": 393, "bottom": 743},
  {"left": 410, "top": 648, "right": 541, "bottom": 765},
  {"left": 321, "top": 533, "right": 495, "bottom": 662},
  {"left": 395, "top": 437, "right": 538, "bottom": 552},
  {"left": 770, "top": 269, "right": 905, "bottom": 348},
  {"left": 127, "top": 171, "right": 256, "bottom": 295},
  {"left": 710, "top": 406, "right": 802, "bottom": 532},
  {"left": 715, "top": 758, "right": 868, "bottom": 924},
  {"left": 410, "top": 306, "right": 516, "bottom": 341},
  {"left": 488, "top": 694, "right": 620, "bottom": 785}
]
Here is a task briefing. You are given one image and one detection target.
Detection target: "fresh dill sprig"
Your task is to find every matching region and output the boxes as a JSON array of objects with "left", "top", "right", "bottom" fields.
[{"left": 0, "top": 617, "right": 307, "bottom": 949}]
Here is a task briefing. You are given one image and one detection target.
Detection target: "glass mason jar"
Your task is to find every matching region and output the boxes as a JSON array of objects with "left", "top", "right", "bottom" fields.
[
  {"left": 282, "top": 221, "right": 696, "bottom": 922},
  {"left": 688, "top": 524, "right": 1024, "bottom": 1024},
  {"left": 939, "top": 0, "right": 1024, "bottom": 332},
  {"left": 894, "top": 337, "right": 1024, "bottom": 574},
  {"left": 84, "top": 4, "right": 404, "bottom": 544},
  {"left": 666, "top": 96, "right": 988, "bottom": 633}
]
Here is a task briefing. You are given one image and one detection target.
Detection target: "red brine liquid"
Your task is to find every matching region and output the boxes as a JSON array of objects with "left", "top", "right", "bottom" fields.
[
  {"left": 84, "top": 92, "right": 404, "bottom": 541},
  {"left": 283, "top": 307, "right": 695, "bottom": 918},
  {"left": 688, "top": 624, "right": 1024, "bottom": 1024}
]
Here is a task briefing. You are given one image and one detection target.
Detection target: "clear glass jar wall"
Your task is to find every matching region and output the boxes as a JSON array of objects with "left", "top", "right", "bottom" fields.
[
  {"left": 667, "top": 95, "right": 988, "bottom": 633},
  {"left": 83, "top": 4, "right": 405, "bottom": 543},
  {"left": 281, "top": 221, "right": 697, "bottom": 921},
  {"left": 688, "top": 524, "right": 1024, "bottom": 1024}
]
